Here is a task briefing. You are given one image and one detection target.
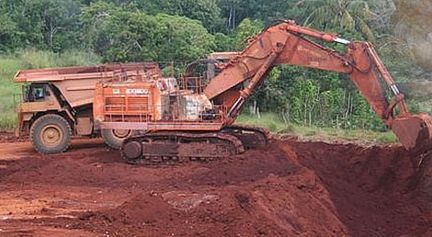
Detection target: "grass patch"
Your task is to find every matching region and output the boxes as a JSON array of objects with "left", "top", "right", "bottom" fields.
[
  {"left": 236, "top": 113, "right": 289, "bottom": 133},
  {"left": 0, "top": 57, "right": 24, "bottom": 130},
  {"left": 20, "top": 49, "right": 101, "bottom": 69},
  {"left": 0, "top": 49, "right": 101, "bottom": 131},
  {"left": 236, "top": 113, "right": 397, "bottom": 145}
]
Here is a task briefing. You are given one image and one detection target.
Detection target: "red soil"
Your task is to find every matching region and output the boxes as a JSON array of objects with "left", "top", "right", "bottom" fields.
[
  {"left": 0, "top": 132, "right": 27, "bottom": 143},
  {"left": 0, "top": 137, "right": 431, "bottom": 236}
]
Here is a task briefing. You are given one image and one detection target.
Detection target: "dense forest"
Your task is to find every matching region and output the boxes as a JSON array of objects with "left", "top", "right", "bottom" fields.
[{"left": 0, "top": 0, "right": 431, "bottom": 131}]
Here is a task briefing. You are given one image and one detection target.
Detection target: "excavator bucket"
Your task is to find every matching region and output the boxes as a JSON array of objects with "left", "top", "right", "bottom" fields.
[{"left": 392, "top": 113, "right": 432, "bottom": 153}]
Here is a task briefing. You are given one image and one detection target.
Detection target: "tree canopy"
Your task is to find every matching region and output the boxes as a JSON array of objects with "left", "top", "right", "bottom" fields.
[{"left": 80, "top": 2, "right": 215, "bottom": 62}]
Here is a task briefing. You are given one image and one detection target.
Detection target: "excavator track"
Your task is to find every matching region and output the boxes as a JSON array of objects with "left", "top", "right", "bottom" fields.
[
  {"left": 222, "top": 125, "right": 270, "bottom": 149},
  {"left": 121, "top": 132, "right": 245, "bottom": 165}
]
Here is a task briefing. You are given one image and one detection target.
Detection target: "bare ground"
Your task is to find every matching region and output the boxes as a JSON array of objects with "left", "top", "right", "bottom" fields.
[{"left": 0, "top": 135, "right": 431, "bottom": 237}]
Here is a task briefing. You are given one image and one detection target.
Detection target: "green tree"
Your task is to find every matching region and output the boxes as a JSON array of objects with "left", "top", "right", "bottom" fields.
[
  {"left": 214, "top": 32, "right": 236, "bottom": 52},
  {"left": 0, "top": 14, "right": 17, "bottom": 51},
  {"left": 81, "top": 2, "right": 215, "bottom": 62},
  {"left": 234, "top": 18, "right": 264, "bottom": 49},
  {"left": 153, "top": 14, "right": 216, "bottom": 62},
  {"left": 302, "top": 0, "right": 375, "bottom": 40},
  {"left": 136, "top": 0, "right": 223, "bottom": 32},
  {"left": 217, "top": 0, "right": 308, "bottom": 32},
  {"left": 0, "top": 0, "right": 82, "bottom": 51},
  {"left": 39, "top": 0, "right": 82, "bottom": 51},
  {"left": 81, "top": 2, "right": 155, "bottom": 61}
]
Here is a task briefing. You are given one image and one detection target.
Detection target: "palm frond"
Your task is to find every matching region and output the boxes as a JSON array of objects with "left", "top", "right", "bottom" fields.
[
  {"left": 357, "top": 17, "right": 375, "bottom": 41},
  {"left": 341, "top": 9, "right": 355, "bottom": 30}
]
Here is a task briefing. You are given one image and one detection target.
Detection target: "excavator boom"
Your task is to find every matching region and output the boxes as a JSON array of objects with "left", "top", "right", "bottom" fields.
[{"left": 204, "top": 20, "right": 432, "bottom": 153}]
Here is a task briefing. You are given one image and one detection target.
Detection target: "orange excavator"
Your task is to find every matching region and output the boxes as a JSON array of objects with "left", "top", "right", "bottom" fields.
[{"left": 93, "top": 20, "right": 432, "bottom": 164}]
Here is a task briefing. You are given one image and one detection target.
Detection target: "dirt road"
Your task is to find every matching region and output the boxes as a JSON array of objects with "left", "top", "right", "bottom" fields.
[{"left": 0, "top": 136, "right": 431, "bottom": 236}]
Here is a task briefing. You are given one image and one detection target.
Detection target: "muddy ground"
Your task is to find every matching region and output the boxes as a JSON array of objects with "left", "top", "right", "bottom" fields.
[{"left": 0, "top": 135, "right": 431, "bottom": 237}]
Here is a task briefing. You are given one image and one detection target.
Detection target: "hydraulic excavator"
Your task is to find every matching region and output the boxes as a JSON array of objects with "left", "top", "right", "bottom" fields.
[{"left": 93, "top": 20, "right": 432, "bottom": 164}]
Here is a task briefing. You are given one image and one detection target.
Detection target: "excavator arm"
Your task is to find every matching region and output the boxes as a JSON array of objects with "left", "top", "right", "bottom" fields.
[{"left": 204, "top": 20, "right": 432, "bottom": 152}]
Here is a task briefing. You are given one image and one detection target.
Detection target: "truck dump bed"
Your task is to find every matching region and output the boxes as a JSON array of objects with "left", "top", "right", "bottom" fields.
[{"left": 15, "top": 63, "right": 161, "bottom": 108}]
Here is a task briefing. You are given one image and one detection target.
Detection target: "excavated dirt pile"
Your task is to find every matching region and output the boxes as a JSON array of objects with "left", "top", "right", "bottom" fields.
[{"left": 0, "top": 136, "right": 431, "bottom": 236}]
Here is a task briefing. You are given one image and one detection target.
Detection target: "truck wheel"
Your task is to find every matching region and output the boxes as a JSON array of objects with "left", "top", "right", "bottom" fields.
[
  {"left": 101, "top": 129, "right": 133, "bottom": 150},
  {"left": 30, "top": 114, "right": 72, "bottom": 154}
]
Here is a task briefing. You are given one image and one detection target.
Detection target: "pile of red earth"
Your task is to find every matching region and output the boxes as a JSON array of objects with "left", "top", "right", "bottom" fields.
[{"left": 0, "top": 137, "right": 431, "bottom": 236}]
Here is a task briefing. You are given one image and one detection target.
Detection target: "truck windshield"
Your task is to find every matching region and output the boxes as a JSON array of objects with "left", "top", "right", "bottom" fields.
[{"left": 24, "top": 84, "right": 46, "bottom": 102}]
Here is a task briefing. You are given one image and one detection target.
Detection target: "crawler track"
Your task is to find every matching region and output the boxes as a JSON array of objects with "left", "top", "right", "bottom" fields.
[
  {"left": 120, "top": 125, "right": 271, "bottom": 165},
  {"left": 222, "top": 125, "right": 270, "bottom": 149},
  {"left": 121, "top": 132, "right": 245, "bottom": 165}
]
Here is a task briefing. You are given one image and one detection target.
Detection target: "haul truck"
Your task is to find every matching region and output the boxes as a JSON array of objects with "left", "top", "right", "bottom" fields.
[{"left": 15, "top": 63, "right": 162, "bottom": 153}]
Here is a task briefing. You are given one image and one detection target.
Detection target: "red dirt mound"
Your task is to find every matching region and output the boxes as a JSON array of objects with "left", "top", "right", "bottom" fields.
[{"left": 0, "top": 137, "right": 431, "bottom": 236}]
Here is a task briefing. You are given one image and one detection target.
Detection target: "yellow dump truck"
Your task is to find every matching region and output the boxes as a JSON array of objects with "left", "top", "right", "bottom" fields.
[{"left": 15, "top": 63, "right": 162, "bottom": 153}]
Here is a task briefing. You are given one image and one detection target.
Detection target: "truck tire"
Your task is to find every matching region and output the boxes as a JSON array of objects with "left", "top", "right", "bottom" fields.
[
  {"left": 101, "top": 129, "right": 133, "bottom": 150},
  {"left": 30, "top": 114, "right": 72, "bottom": 154}
]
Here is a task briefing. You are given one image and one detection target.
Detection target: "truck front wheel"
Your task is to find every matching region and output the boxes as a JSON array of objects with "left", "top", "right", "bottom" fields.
[
  {"left": 30, "top": 114, "right": 72, "bottom": 154},
  {"left": 101, "top": 129, "right": 133, "bottom": 150}
]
